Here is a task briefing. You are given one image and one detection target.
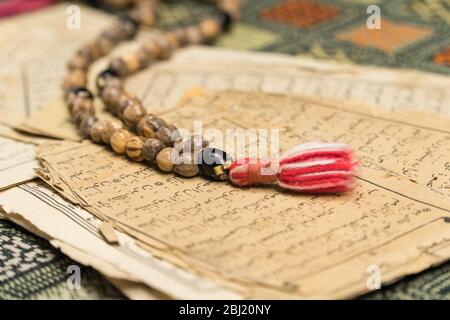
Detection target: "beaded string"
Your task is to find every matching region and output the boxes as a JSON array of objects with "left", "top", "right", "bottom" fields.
[{"left": 62, "top": 0, "right": 359, "bottom": 193}]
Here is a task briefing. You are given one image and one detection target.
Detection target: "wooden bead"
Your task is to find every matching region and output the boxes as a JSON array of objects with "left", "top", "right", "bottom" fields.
[
  {"left": 141, "top": 40, "right": 160, "bottom": 58},
  {"left": 174, "top": 153, "right": 199, "bottom": 178},
  {"left": 185, "top": 26, "right": 204, "bottom": 45},
  {"left": 70, "top": 96, "right": 95, "bottom": 117},
  {"left": 79, "top": 116, "right": 98, "bottom": 138},
  {"left": 122, "top": 99, "right": 147, "bottom": 128},
  {"left": 97, "top": 70, "right": 122, "bottom": 93},
  {"left": 125, "top": 136, "right": 146, "bottom": 161},
  {"left": 97, "top": 36, "right": 115, "bottom": 55},
  {"left": 137, "top": 115, "right": 156, "bottom": 138},
  {"left": 173, "top": 28, "right": 188, "bottom": 47},
  {"left": 109, "top": 57, "right": 128, "bottom": 77},
  {"left": 77, "top": 46, "right": 93, "bottom": 62},
  {"left": 100, "top": 86, "right": 122, "bottom": 114},
  {"left": 74, "top": 109, "right": 92, "bottom": 126},
  {"left": 147, "top": 116, "right": 167, "bottom": 132},
  {"left": 115, "top": 92, "right": 134, "bottom": 115},
  {"left": 101, "top": 26, "right": 123, "bottom": 43},
  {"left": 110, "top": 129, "right": 132, "bottom": 154},
  {"left": 122, "top": 53, "right": 141, "bottom": 74},
  {"left": 101, "top": 119, "right": 123, "bottom": 144},
  {"left": 155, "top": 125, "right": 179, "bottom": 146},
  {"left": 154, "top": 36, "right": 173, "bottom": 59},
  {"left": 164, "top": 32, "right": 180, "bottom": 50},
  {"left": 67, "top": 54, "right": 89, "bottom": 71},
  {"left": 156, "top": 147, "right": 177, "bottom": 172},
  {"left": 174, "top": 135, "right": 209, "bottom": 154},
  {"left": 90, "top": 120, "right": 107, "bottom": 143},
  {"left": 142, "top": 138, "right": 165, "bottom": 162},
  {"left": 130, "top": 0, "right": 156, "bottom": 26},
  {"left": 62, "top": 70, "right": 87, "bottom": 89},
  {"left": 200, "top": 18, "right": 221, "bottom": 39},
  {"left": 65, "top": 87, "right": 93, "bottom": 106},
  {"left": 119, "top": 15, "right": 139, "bottom": 39}
]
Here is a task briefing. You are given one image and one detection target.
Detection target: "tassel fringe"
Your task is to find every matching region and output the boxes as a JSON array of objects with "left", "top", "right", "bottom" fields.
[{"left": 228, "top": 142, "right": 359, "bottom": 193}]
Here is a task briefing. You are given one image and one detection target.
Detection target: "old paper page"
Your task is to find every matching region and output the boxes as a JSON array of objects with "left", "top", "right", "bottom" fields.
[
  {"left": 0, "top": 136, "right": 39, "bottom": 190},
  {"left": 0, "top": 4, "right": 113, "bottom": 128},
  {"left": 36, "top": 90, "right": 450, "bottom": 299},
  {"left": 0, "top": 181, "right": 239, "bottom": 299},
  {"left": 21, "top": 45, "right": 450, "bottom": 141}
]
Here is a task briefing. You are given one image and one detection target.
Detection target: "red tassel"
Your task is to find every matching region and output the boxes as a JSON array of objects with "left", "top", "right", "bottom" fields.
[{"left": 228, "top": 142, "right": 359, "bottom": 193}]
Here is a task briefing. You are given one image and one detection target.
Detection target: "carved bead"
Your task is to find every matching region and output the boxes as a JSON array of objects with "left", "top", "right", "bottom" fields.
[
  {"left": 122, "top": 53, "right": 141, "bottom": 74},
  {"left": 137, "top": 49, "right": 151, "bottom": 68},
  {"left": 110, "top": 129, "right": 132, "bottom": 154},
  {"left": 90, "top": 120, "right": 107, "bottom": 143},
  {"left": 66, "top": 87, "right": 93, "bottom": 112},
  {"left": 62, "top": 70, "right": 87, "bottom": 89},
  {"left": 74, "top": 110, "right": 92, "bottom": 126},
  {"left": 156, "top": 147, "right": 178, "bottom": 172},
  {"left": 185, "top": 26, "right": 204, "bottom": 45},
  {"left": 154, "top": 36, "right": 172, "bottom": 59},
  {"left": 155, "top": 125, "right": 179, "bottom": 146},
  {"left": 79, "top": 116, "right": 98, "bottom": 138},
  {"left": 70, "top": 96, "right": 95, "bottom": 118},
  {"left": 164, "top": 31, "right": 180, "bottom": 50},
  {"left": 118, "top": 14, "right": 139, "bottom": 39},
  {"left": 101, "top": 119, "right": 123, "bottom": 144},
  {"left": 142, "top": 40, "right": 160, "bottom": 58},
  {"left": 173, "top": 28, "right": 188, "bottom": 47},
  {"left": 147, "top": 116, "right": 167, "bottom": 132},
  {"left": 97, "top": 36, "right": 115, "bottom": 55},
  {"left": 122, "top": 99, "right": 147, "bottom": 128},
  {"left": 125, "top": 136, "right": 146, "bottom": 161},
  {"left": 109, "top": 57, "right": 128, "bottom": 77},
  {"left": 67, "top": 54, "right": 89, "bottom": 71},
  {"left": 200, "top": 18, "right": 221, "bottom": 39},
  {"left": 115, "top": 92, "right": 133, "bottom": 115},
  {"left": 137, "top": 115, "right": 156, "bottom": 138},
  {"left": 101, "top": 85, "right": 123, "bottom": 113},
  {"left": 174, "top": 135, "right": 209, "bottom": 154},
  {"left": 142, "top": 138, "right": 165, "bottom": 162},
  {"left": 96, "top": 69, "right": 121, "bottom": 93},
  {"left": 174, "top": 153, "right": 199, "bottom": 178}
]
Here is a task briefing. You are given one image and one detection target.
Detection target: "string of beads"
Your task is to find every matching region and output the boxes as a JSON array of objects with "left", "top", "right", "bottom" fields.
[{"left": 62, "top": 0, "right": 359, "bottom": 193}]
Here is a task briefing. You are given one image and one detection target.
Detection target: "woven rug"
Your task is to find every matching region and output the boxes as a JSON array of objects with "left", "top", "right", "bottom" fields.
[{"left": 1, "top": 0, "right": 449, "bottom": 299}]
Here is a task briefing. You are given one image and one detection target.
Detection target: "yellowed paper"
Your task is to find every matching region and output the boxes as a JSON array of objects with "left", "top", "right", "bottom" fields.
[
  {"left": 36, "top": 90, "right": 450, "bottom": 299},
  {"left": 0, "top": 4, "right": 113, "bottom": 127},
  {"left": 99, "top": 222, "right": 119, "bottom": 244},
  {"left": 0, "top": 136, "right": 39, "bottom": 190},
  {"left": 22, "top": 45, "right": 450, "bottom": 142},
  {"left": 0, "top": 181, "right": 240, "bottom": 299}
]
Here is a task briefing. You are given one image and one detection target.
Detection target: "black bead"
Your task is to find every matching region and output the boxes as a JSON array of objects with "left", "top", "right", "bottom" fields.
[
  {"left": 215, "top": 10, "right": 233, "bottom": 32},
  {"left": 64, "top": 86, "right": 93, "bottom": 102},
  {"left": 197, "top": 148, "right": 233, "bottom": 181},
  {"left": 96, "top": 69, "right": 119, "bottom": 93}
]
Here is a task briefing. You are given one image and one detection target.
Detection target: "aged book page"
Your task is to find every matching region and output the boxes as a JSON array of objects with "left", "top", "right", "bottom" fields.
[
  {"left": 0, "top": 136, "right": 39, "bottom": 190},
  {"left": 0, "top": 4, "right": 114, "bottom": 127},
  {"left": 36, "top": 90, "right": 450, "bottom": 299},
  {"left": 21, "top": 45, "right": 450, "bottom": 142},
  {"left": 0, "top": 181, "right": 238, "bottom": 299}
]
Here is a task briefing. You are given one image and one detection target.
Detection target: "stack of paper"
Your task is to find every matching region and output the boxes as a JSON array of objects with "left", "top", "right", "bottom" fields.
[{"left": 0, "top": 4, "right": 449, "bottom": 299}]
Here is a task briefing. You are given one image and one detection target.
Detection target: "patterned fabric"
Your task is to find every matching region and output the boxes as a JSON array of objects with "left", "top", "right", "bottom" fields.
[
  {"left": 0, "top": 0, "right": 449, "bottom": 299},
  {"left": 0, "top": 220, "right": 123, "bottom": 299}
]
